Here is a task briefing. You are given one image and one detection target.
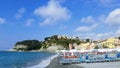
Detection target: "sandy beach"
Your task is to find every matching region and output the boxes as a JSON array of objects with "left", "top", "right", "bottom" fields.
[
  {"left": 46, "top": 57, "right": 83, "bottom": 68},
  {"left": 46, "top": 57, "right": 120, "bottom": 68},
  {"left": 76, "top": 61, "right": 120, "bottom": 68}
]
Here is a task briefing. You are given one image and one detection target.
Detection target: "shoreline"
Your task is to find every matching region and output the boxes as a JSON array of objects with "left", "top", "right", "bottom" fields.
[
  {"left": 8, "top": 50, "right": 58, "bottom": 53},
  {"left": 9, "top": 49, "right": 60, "bottom": 53},
  {"left": 27, "top": 54, "right": 58, "bottom": 68}
]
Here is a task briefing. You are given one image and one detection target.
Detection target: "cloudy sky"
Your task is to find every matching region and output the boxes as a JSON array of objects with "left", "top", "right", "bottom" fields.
[{"left": 0, "top": 0, "right": 120, "bottom": 50}]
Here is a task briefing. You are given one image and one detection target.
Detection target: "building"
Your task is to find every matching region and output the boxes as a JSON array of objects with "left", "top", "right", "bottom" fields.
[
  {"left": 114, "top": 37, "right": 120, "bottom": 48},
  {"left": 74, "top": 43, "right": 95, "bottom": 50},
  {"left": 100, "top": 38, "right": 116, "bottom": 49},
  {"left": 69, "top": 43, "right": 73, "bottom": 50}
]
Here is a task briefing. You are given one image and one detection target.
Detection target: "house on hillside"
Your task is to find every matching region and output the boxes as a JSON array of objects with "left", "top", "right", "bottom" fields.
[
  {"left": 114, "top": 37, "right": 120, "bottom": 48},
  {"left": 100, "top": 38, "right": 116, "bottom": 49},
  {"left": 74, "top": 43, "right": 95, "bottom": 50}
]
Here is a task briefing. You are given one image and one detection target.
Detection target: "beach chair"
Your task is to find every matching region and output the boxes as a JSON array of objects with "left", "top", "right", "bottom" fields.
[
  {"left": 79, "top": 56, "right": 83, "bottom": 63},
  {"left": 85, "top": 54, "right": 91, "bottom": 63}
]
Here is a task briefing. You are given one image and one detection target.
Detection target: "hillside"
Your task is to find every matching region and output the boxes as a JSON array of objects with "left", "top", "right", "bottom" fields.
[{"left": 12, "top": 35, "right": 84, "bottom": 51}]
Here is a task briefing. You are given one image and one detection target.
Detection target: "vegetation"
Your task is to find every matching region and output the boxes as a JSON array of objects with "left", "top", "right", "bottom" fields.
[
  {"left": 14, "top": 35, "right": 83, "bottom": 51},
  {"left": 86, "top": 39, "right": 90, "bottom": 42},
  {"left": 118, "top": 37, "right": 120, "bottom": 40},
  {"left": 102, "top": 45, "right": 109, "bottom": 48},
  {"left": 43, "top": 35, "right": 82, "bottom": 49},
  {"left": 94, "top": 45, "right": 99, "bottom": 49},
  {"left": 15, "top": 40, "right": 42, "bottom": 51},
  {"left": 13, "top": 35, "right": 118, "bottom": 51}
]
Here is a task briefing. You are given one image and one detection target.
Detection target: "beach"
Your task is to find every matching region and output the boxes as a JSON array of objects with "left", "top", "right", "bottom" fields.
[
  {"left": 46, "top": 57, "right": 120, "bottom": 68},
  {"left": 46, "top": 57, "right": 83, "bottom": 68},
  {"left": 76, "top": 62, "right": 120, "bottom": 68}
]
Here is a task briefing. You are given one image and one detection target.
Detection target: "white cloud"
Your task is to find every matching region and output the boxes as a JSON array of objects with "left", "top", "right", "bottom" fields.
[
  {"left": 76, "top": 33, "right": 97, "bottom": 40},
  {"left": 75, "top": 26, "right": 91, "bottom": 32},
  {"left": 81, "top": 16, "right": 95, "bottom": 23},
  {"left": 26, "top": 19, "right": 34, "bottom": 26},
  {"left": 98, "top": 15, "right": 106, "bottom": 22},
  {"left": 105, "top": 8, "right": 120, "bottom": 26},
  {"left": 75, "top": 27, "right": 120, "bottom": 40},
  {"left": 74, "top": 8, "right": 120, "bottom": 40},
  {"left": 116, "top": 27, "right": 120, "bottom": 34},
  {"left": 76, "top": 32, "right": 116, "bottom": 40},
  {"left": 99, "top": 0, "right": 120, "bottom": 7},
  {"left": 96, "top": 32, "right": 115, "bottom": 40},
  {"left": 79, "top": 9, "right": 120, "bottom": 27},
  {"left": 15, "top": 8, "right": 26, "bottom": 19},
  {"left": 34, "top": 0, "right": 71, "bottom": 26},
  {"left": 0, "top": 18, "right": 5, "bottom": 24},
  {"left": 75, "top": 24, "right": 98, "bottom": 32}
]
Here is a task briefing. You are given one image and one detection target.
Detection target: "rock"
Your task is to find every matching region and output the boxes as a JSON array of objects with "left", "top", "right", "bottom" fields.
[
  {"left": 12, "top": 45, "right": 28, "bottom": 51},
  {"left": 14, "top": 45, "right": 28, "bottom": 48},
  {"left": 38, "top": 48, "right": 48, "bottom": 52},
  {"left": 47, "top": 45, "right": 65, "bottom": 53}
]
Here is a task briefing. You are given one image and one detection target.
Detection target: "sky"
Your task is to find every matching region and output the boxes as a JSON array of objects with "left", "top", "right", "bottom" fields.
[{"left": 1, "top": 0, "right": 120, "bottom": 50}]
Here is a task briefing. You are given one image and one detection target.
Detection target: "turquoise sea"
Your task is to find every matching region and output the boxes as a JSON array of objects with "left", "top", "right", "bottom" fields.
[{"left": 0, "top": 51, "right": 56, "bottom": 68}]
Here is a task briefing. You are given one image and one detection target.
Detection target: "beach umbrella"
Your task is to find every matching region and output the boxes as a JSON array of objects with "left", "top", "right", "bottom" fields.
[
  {"left": 115, "top": 48, "right": 120, "bottom": 52},
  {"left": 69, "top": 49, "right": 78, "bottom": 52}
]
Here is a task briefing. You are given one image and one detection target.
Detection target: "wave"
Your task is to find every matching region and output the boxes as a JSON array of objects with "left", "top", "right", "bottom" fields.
[{"left": 27, "top": 54, "right": 58, "bottom": 68}]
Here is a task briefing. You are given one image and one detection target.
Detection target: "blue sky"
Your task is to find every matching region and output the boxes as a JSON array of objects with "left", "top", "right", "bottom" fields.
[{"left": 0, "top": 0, "right": 120, "bottom": 50}]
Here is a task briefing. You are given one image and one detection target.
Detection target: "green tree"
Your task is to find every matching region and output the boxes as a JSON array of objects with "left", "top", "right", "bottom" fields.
[
  {"left": 94, "top": 45, "right": 99, "bottom": 49},
  {"left": 86, "top": 39, "right": 90, "bottom": 42},
  {"left": 102, "top": 45, "right": 108, "bottom": 48},
  {"left": 15, "top": 40, "right": 42, "bottom": 51}
]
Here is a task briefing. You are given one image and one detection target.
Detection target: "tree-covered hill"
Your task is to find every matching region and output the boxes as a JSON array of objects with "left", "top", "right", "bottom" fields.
[
  {"left": 12, "top": 35, "right": 84, "bottom": 51},
  {"left": 13, "top": 40, "right": 42, "bottom": 51},
  {"left": 43, "top": 35, "right": 81, "bottom": 49}
]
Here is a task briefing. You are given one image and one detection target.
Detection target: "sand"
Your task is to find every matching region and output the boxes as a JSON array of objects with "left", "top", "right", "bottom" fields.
[
  {"left": 45, "top": 57, "right": 83, "bottom": 68},
  {"left": 46, "top": 57, "right": 120, "bottom": 68},
  {"left": 76, "top": 61, "right": 120, "bottom": 68}
]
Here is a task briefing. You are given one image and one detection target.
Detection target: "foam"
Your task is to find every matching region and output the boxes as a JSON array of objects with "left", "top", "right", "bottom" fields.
[{"left": 27, "top": 54, "right": 58, "bottom": 68}]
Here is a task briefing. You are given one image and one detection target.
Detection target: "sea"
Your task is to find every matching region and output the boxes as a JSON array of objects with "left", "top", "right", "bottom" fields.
[{"left": 0, "top": 51, "right": 57, "bottom": 68}]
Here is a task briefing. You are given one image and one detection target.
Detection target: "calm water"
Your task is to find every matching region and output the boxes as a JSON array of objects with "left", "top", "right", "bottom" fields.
[{"left": 0, "top": 51, "right": 56, "bottom": 68}]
